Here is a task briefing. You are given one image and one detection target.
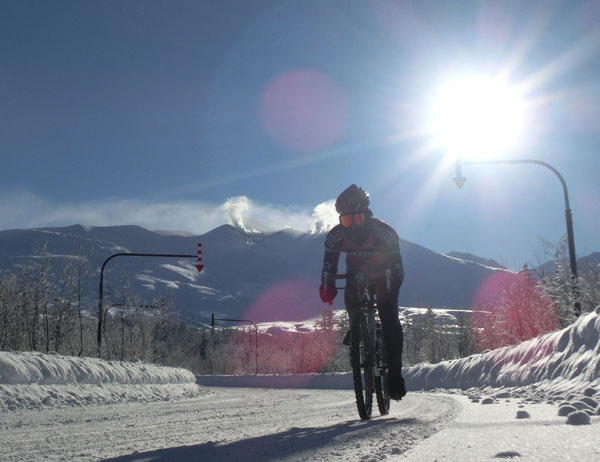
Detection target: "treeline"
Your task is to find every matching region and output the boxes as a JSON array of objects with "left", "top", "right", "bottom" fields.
[
  {"left": 533, "top": 238, "right": 600, "bottom": 327},
  {"left": 0, "top": 244, "right": 93, "bottom": 356},
  {"left": 0, "top": 239, "right": 598, "bottom": 374},
  {"left": 173, "top": 310, "right": 350, "bottom": 375},
  {"left": 402, "top": 240, "right": 599, "bottom": 363},
  {"left": 402, "top": 309, "right": 476, "bottom": 366},
  {"left": 0, "top": 246, "right": 351, "bottom": 373},
  {"left": 0, "top": 244, "right": 177, "bottom": 362}
]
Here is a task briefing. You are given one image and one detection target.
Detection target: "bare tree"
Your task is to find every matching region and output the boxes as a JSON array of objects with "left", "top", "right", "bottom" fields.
[
  {"left": 471, "top": 269, "right": 560, "bottom": 350},
  {"left": 534, "top": 238, "right": 600, "bottom": 324},
  {"left": 16, "top": 243, "right": 51, "bottom": 352},
  {"left": 455, "top": 311, "right": 475, "bottom": 358},
  {"left": 0, "top": 272, "right": 21, "bottom": 350}
]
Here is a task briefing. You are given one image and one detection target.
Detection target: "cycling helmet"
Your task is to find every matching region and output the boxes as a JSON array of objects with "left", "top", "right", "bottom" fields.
[{"left": 335, "top": 184, "right": 370, "bottom": 214}]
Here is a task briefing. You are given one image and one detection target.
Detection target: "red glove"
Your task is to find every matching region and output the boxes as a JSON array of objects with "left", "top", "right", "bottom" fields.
[{"left": 319, "top": 281, "right": 337, "bottom": 305}]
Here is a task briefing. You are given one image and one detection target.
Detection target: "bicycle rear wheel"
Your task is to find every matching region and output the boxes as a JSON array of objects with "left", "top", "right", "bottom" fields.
[
  {"left": 350, "top": 314, "right": 373, "bottom": 420},
  {"left": 374, "top": 324, "right": 390, "bottom": 415}
]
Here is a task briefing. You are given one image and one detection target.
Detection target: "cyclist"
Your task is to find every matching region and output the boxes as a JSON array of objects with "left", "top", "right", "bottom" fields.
[{"left": 319, "top": 184, "right": 406, "bottom": 400}]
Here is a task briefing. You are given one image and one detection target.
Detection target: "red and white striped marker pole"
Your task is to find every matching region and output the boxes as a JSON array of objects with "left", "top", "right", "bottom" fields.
[{"left": 196, "top": 242, "right": 204, "bottom": 272}]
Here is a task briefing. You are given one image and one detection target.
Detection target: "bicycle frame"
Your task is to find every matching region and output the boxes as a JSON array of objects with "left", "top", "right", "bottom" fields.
[{"left": 358, "top": 281, "right": 380, "bottom": 378}]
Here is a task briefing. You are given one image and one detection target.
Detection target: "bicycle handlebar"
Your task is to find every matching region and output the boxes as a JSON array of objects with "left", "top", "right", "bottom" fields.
[{"left": 333, "top": 271, "right": 392, "bottom": 293}]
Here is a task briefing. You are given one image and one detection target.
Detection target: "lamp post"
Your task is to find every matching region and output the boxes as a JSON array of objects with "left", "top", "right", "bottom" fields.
[
  {"left": 454, "top": 158, "right": 581, "bottom": 316},
  {"left": 97, "top": 249, "right": 203, "bottom": 357}
]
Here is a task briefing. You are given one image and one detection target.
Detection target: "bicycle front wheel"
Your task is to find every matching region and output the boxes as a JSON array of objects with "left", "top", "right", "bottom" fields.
[{"left": 350, "top": 314, "right": 373, "bottom": 420}]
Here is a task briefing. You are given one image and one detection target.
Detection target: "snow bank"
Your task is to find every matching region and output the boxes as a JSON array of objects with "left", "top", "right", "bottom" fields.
[
  {"left": 0, "top": 351, "right": 209, "bottom": 412},
  {"left": 0, "top": 351, "right": 195, "bottom": 385},
  {"left": 405, "top": 306, "right": 600, "bottom": 395},
  {"left": 3, "top": 307, "right": 600, "bottom": 414}
]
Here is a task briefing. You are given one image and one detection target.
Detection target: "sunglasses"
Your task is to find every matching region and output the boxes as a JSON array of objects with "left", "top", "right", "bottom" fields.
[{"left": 339, "top": 212, "right": 367, "bottom": 228}]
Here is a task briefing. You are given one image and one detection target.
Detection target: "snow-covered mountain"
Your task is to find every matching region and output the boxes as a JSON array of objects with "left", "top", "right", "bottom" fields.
[
  {"left": 0, "top": 224, "right": 514, "bottom": 322},
  {"left": 446, "top": 251, "right": 506, "bottom": 269}
]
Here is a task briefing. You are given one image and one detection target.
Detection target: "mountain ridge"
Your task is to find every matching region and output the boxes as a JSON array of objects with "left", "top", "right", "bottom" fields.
[
  {"left": 446, "top": 251, "right": 506, "bottom": 270},
  {"left": 0, "top": 223, "right": 565, "bottom": 323}
]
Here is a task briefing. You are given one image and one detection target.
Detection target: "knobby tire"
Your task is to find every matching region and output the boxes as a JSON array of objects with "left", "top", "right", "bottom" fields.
[{"left": 350, "top": 314, "right": 373, "bottom": 420}]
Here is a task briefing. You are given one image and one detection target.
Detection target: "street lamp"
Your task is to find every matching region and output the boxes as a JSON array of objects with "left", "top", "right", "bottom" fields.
[
  {"left": 454, "top": 158, "right": 581, "bottom": 316},
  {"left": 97, "top": 246, "right": 203, "bottom": 357},
  {"left": 429, "top": 73, "right": 581, "bottom": 316}
]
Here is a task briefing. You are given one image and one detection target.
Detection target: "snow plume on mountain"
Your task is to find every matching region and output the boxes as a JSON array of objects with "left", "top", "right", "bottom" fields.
[
  {"left": 405, "top": 305, "right": 600, "bottom": 398},
  {"left": 0, "top": 191, "right": 337, "bottom": 237},
  {"left": 0, "top": 351, "right": 208, "bottom": 411},
  {"left": 222, "top": 196, "right": 267, "bottom": 233},
  {"left": 221, "top": 195, "right": 337, "bottom": 234},
  {"left": 309, "top": 199, "right": 338, "bottom": 234}
]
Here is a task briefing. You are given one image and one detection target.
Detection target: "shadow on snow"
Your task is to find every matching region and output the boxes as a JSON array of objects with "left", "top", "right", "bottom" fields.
[{"left": 102, "top": 416, "right": 419, "bottom": 462}]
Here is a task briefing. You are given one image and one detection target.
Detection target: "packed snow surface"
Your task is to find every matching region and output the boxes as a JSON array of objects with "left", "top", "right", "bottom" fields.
[{"left": 1, "top": 307, "right": 599, "bottom": 461}]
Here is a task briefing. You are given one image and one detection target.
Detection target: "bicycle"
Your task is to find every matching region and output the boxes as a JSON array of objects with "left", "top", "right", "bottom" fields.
[{"left": 336, "top": 273, "right": 390, "bottom": 420}]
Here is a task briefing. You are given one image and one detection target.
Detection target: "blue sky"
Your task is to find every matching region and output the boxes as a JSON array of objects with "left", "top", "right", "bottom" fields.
[{"left": 2, "top": 0, "right": 599, "bottom": 269}]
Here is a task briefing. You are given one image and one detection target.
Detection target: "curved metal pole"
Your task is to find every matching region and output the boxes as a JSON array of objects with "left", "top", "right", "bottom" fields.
[
  {"left": 460, "top": 159, "right": 580, "bottom": 316},
  {"left": 97, "top": 252, "right": 196, "bottom": 357}
]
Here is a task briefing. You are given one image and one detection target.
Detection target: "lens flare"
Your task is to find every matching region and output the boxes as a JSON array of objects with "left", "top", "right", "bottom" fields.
[
  {"left": 259, "top": 69, "right": 348, "bottom": 152},
  {"left": 247, "top": 279, "right": 320, "bottom": 322},
  {"left": 471, "top": 271, "right": 560, "bottom": 351},
  {"left": 246, "top": 279, "right": 338, "bottom": 379}
]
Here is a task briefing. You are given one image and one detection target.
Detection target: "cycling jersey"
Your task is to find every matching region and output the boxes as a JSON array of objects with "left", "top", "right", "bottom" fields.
[{"left": 321, "top": 218, "right": 404, "bottom": 283}]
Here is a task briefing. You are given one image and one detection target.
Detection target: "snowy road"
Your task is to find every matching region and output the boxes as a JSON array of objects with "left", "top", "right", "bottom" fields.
[
  {"left": 0, "top": 388, "right": 459, "bottom": 462},
  {"left": 2, "top": 308, "right": 599, "bottom": 460}
]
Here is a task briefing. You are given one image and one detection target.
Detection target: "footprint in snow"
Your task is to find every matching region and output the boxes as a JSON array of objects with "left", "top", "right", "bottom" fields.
[
  {"left": 566, "top": 411, "right": 591, "bottom": 425},
  {"left": 583, "top": 387, "right": 596, "bottom": 397},
  {"left": 494, "top": 450, "right": 522, "bottom": 458},
  {"left": 558, "top": 405, "right": 576, "bottom": 417}
]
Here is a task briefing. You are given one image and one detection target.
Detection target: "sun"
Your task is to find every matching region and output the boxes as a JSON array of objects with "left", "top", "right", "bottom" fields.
[{"left": 430, "top": 75, "right": 526, "bottom": 160}]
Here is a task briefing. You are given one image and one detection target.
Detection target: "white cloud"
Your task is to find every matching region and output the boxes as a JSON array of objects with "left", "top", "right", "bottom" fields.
[{"left": 0, "top": 191, "right": 338, "bottom": 235}]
